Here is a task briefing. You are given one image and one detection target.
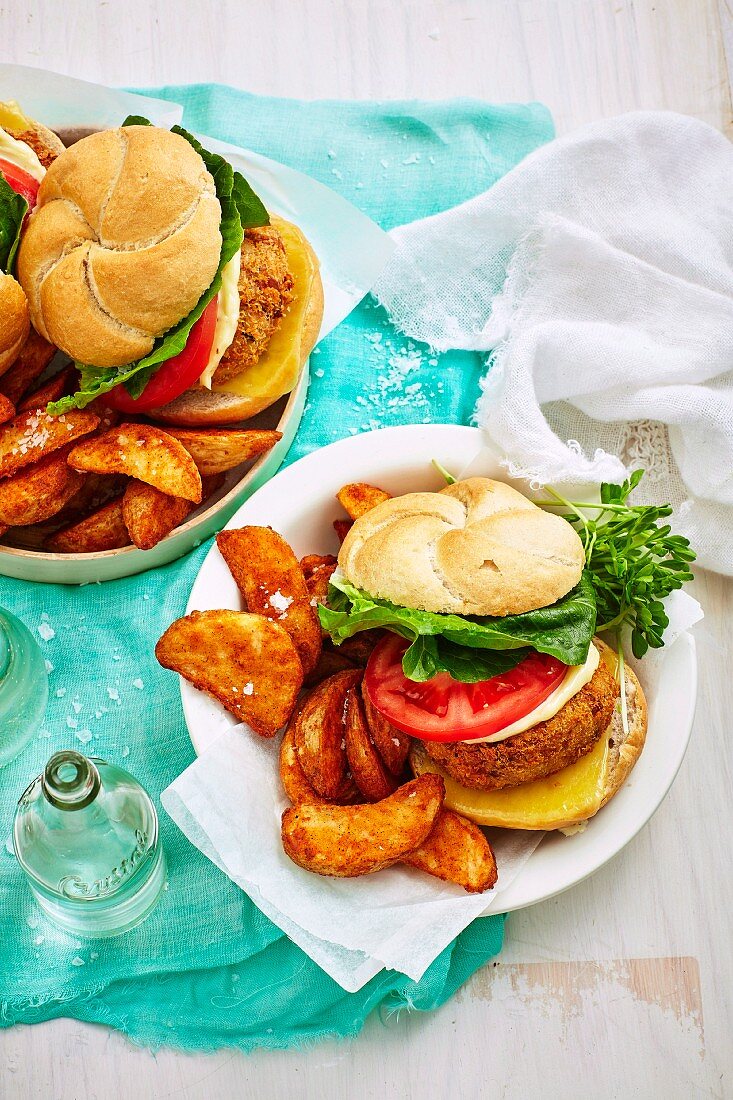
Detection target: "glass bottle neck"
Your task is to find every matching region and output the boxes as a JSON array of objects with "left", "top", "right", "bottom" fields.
[{"left": 41, "top": 751, "right": 101, "bottom": 810}]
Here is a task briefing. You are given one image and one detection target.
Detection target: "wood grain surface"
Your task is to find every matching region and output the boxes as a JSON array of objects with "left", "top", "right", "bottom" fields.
[{"left": 1, "top": 2, "right": 732, "bottom": 1097}]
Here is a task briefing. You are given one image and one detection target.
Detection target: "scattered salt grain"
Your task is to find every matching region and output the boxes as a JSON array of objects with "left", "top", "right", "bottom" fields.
[
  {"left": 38, "top": 623, "right": 55, "bottom": 642},
  {"left": 44, "top": 660, "right": 54, "bottom": 673},
  {"left": 143, "top": 594, "right": 150, "bottom": 601},
  {"left": 71, "top": 956, "right": 85, "bottom": 967},
  {"left": 90, "top": 951, "right": 99, "bottom": 961},
  {"left": 269, "top": 590, "right": 292, "bottom": 613},
  {"left": 121, "top": 746, "right": 130, "bottom": 758},
  {"left": 242, "top": 682, "right": 254, "bottom": 696},
  {"left": 111, "top": 653, "right": 121, "bottom": 661},
  {"left": 55, "top": 688, "right": 67, "bottom": 698},
  {"left": 331, "top": 168, "right": 343, "bottom": 180},
  {"left": 75, "top": 729, "right": 93, "bottom": 744},
  {"left": 380, "top": 158, "right": 389, "bottom": 168},
  {"left": 66, "top": 717, "right": 78, "bottom": 730},
  {"left": 314, "top": 368, "right": 324, "bottom": 379},
  {"left": 72, "top": 700, "right": 82, "bottom": 714},
  {"left": 132, "top": 678, "right": 144, "bottom": 690},
  {"left": 34, "top": 935, "right": 45, "bottom": 947},
  {"left": 106, "top": 688, "right": 120, "bottom": 703},
  {"left": 327, "top": 148, "right": 336, "bottom": 159},
  {"left": 402, "top": 153, "right": 420, "bottom": 165},
  {"left": 4, "top": 837, "right": 13, "bottom": 855},
  {"left": 25, "top": 914, "right": 39, "bottom": 929}
]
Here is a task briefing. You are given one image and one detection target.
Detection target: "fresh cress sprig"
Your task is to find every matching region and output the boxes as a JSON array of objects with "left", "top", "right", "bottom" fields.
[{"left": 537, "top": 469, "right": 696, "bottom": 659}]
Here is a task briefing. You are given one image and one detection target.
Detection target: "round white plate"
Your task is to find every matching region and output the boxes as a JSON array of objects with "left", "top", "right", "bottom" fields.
[{"left": 182, "top": 423, "right": 697, "bottom": 913}]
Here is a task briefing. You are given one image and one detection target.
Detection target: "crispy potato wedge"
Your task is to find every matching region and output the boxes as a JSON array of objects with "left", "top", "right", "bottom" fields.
[
  {"left": 68, "top": 423, "right": 202, "bottom": 503},
  {"left": 155, "top": 609, "right": 303, "bottom": 737},
  {"left": 18, "top": 365, "right": 77, "bottom": 413},
  {"left": 47, "top": 498, "right": 131, "bottom": 553},
  {"left": 404, "top": 809, "right": 498, "bottom": 894},
  {"left": 281, "top": 774, "right": 445, "bottom": 877},
  {"left": 0, "top": 395, "right": 14, "bottom": 425},
  {"left": 300, "top": 554, "right": 338, "bottom": 601},
  {"left": 217, "top": 526, "right": 321, "bottom": 675},
  {"left": 0, "top": 445, "right": 85, "bottom": 526},
  {"left": 0, "top": 330, "right": 56, "bottom": 405},
  {"left": 344, "top": 688, "right": 398, "bottom": 802},
  {"left": 279, "top": 722, "right": 328, "bottom": 806},
  {"left": 161, "top": 427, "right": 282, "bottom": 476},
  {"left": 122, "top": 480, "right": 195, "bottom": 550},
  {"left": 362, "top": 685, "right": 411, "bottom": 776},
  {"left": 293, "top": 668, "right": 361, "bottom": 798},
  {"left": 333, "top": 518, "right": 352, "bottom": 545},
  {"left": 0, "top": 408, "right": 99, "bottom": 480},
  {"left": 339, "top": 630, "right": 383, "bottom": 667},
  {"left": 303, "top": 644, "right": 358, "bottom": 687},
  {"left": 337, "top": 482, "right": 391, "bottom": 520}
]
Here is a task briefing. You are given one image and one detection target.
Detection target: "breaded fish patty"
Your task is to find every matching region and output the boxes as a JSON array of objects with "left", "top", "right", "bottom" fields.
[
  {"left": 213, "top": 224, "right": 294, "bottom": 384},
  {"left": 422, "top": 648, "right": 617, "bottom": 791}
]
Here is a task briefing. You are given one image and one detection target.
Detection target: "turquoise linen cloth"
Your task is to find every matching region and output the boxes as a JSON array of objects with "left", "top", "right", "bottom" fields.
[{"left": 0, "top": 86, "right": 553, "bottom": 1051}]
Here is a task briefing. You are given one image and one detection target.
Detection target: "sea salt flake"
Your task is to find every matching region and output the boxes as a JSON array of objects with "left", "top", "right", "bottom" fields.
[
  {"left": 71, "top": 956, "right": 85, "bottom": 967},
  {"left": 72, "top": 700, "right": 82, "bottom": 714},
  {"left": 132, "top": 678, "right": 144, "bottom": 690},
  {"left": 242, "top": 682, "right": 254, "bottom": 696},
  {"left": 38, "top": 623, "right": 55, "bottom": 642},
  {"left": 34, "top": 934, "right": 45, "bottom": 946},
  {"left": 44, "top": 660, "right": 54, "bottom": 673},
  {"left": 268, "top": 590, "right": 292, "bottom": 613},
  {"left": 121, "top": 746, "right": 130, "bottom": 758},
  {"left": 75, "top": 729, "right": 93, "bottom": 744},
  {"left": 56, "top": 688, "right": 67, "bottom": 698},
  {"left": 66, "top": 716, "right": 79, "bottom": 730},
  {"left": 314, "top": 368, "right": 324, "bottom": 379},
  {"left": 106, "top": 688, "right": 120, "bottom": 703}
]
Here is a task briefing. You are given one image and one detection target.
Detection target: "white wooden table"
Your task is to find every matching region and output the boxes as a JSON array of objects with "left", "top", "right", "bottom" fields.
[{"left": 2, "top": 2, "right": 732, "bottom": 1096}]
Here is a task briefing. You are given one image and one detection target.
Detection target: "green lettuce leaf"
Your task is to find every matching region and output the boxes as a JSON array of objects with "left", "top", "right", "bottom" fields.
[
  {"left": 319, "top": 571, "right": 597, "bottom": 682},
  {"left": 0, "top": 173, "right": 27, "bottom": 273},
  {"left": 48, "top": 120, "right": 268, "bottom": 414}
]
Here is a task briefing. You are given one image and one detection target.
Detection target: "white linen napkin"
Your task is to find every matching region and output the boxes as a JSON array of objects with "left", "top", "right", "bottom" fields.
[
  {"left": 375, "top": 112, "right": 733, "bottom": 575},
  {"left": 162, "top": 732, "right": 541, "bottom": 993}
]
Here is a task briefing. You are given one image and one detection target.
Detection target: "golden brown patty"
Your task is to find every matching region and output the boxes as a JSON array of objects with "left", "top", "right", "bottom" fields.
[
  {"left": 213, "top": 223, "right": 295, "bottom": 384},
  {"left": 421, "top": 652, "right": 617, "bottom": 792},
  {"left": 7, "top": 128, "right": 61, "bottom": 169}
]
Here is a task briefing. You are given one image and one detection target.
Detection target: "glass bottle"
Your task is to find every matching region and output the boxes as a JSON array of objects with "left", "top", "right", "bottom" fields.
[
  {"left": 0, "top": 609, "right": 49, "bottom": 767},
  {"left": 13, "top": 750, "right": 166, "bottom": 937}
]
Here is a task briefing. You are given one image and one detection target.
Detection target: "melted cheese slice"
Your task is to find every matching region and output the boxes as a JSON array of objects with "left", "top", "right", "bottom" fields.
[
  {"left": 411, "top": 733, "right": 609, "bottom": 830},
  {"left": 211, "top": 215, "right": 317, "bottom": 416},
  {"left": 0, "top": 102, "right": 45, "bottom": 182},
  {"left": 464, "top": 644, "right": 600, "bottom": 745}
]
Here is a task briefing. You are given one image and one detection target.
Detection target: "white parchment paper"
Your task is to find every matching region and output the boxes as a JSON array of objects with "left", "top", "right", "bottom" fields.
[{"left": 162, "top": 731, "right": 542, "bottom": 992}]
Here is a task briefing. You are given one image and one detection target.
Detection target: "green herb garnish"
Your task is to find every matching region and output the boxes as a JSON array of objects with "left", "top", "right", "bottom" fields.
[
  {"left": 0, "top": 173, "right": 27, "bottom": 273},
  {"left": 537, "top": 470, "right": 695, "bottom": 659}
]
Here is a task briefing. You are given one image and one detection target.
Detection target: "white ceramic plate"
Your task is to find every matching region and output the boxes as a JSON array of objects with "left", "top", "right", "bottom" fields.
[{"left": 181, "top": 424, "right": 697, "bottom": 913}]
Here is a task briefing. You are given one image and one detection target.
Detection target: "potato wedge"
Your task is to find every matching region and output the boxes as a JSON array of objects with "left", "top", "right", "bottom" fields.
[
  {"left": 300, "top": 554, "right": 338, "bottom": 601},
  {"left": 0, "top": 408, "right": 99, "bottom": 480},
  {"left": 155, "top": 609, "right": 303, "bottom": 737},
  {"left": 404, "top": 809, "right": 498, "bottom": 894},
  {"left": 0, "top": 445, "right": 85, "bottom": 526},
  {"left": 122, "top": 480, "right": 195, "bottom": 550},
  {"left": 362, "top": 686, "right": 411, "bottom": 776},
  {"left": 47, "top": 498, "right": 130, "bottom": 553},
  {"left": 68, "top": 423, "right": 202, "bottom": 503},
  {"left": 333, "top": 518, "right": 352, "bottom": 545},
  {"left": 18, "top": 365, "right": 77, "bottom": 413},
  {"left": 281, "top": 774, "right": 445, "bottom": 877},
  {"left": 0, "top": 395, "right": 14, "bottom": 425},
  {"left": 161, "top": 427, "right": 282, "bottom": 476},
  {"left": 303, "top": 644, "right": 358, "bottom": 687},
  {"left": 293, "top": 668, "right": 361, "bottom": 798},
  {"left": 0, "top": 330, "right": 56, "bottom": 405},
  {"left": 344, "top": 688, "right": 398, "bottom": 802},
  {"left": 217, "top": 526, "right": 321, "bottom": 675},
  {"left": 339, "top": 630, "right": 383, "bottom": 667},
  {"left": 337, "top": 482, "right": 391, "bottom": 520},
  {"left": 279, "top": 722, "right": 327, "bottom": 806}
]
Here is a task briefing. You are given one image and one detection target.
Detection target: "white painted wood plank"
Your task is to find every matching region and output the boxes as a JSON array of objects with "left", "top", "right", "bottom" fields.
[{"left": 1, "top": 2, "right": 731, "bottom": 1097}]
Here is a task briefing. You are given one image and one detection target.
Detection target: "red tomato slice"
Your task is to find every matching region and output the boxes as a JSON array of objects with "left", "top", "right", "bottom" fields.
[
  {"left": 0, "top": 158, "right": 40, "bottom": 208},
  {"left": 364, "top": 634, "right": 569, "bottom": 743},
  {"left": 106, "top": 296, "right": 219, "bottom": 413}
]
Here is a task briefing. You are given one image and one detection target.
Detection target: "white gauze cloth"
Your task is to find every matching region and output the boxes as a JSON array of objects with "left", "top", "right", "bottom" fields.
[{"left": 375, "top": 112, "right": 733, "bottom": 574}]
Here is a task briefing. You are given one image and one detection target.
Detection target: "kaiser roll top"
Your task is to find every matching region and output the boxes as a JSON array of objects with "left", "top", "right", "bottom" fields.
[
  {"left": 338, "top": 477, "right": 586, "bottom": 617},
  {"left": 0, "top": 273, "right": 30, "bottom": 376},
  {"left": 17, "top": 126, "right": 222, "bottom": 368}
]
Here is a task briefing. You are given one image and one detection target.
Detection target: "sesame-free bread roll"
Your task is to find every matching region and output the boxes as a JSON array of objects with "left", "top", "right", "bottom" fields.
[
  {"left": 17, "top": 126, "right": 222, "bottom": 368},
  {"left": 338, "top": 477, "right": 586, "bottom": 617},
  {"left": 0, "top": 273, "right": 30, "bottom": 377}
]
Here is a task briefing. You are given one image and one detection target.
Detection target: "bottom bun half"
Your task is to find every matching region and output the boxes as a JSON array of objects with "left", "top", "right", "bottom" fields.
[
  {"left": 410, "top": 642, "right": 648, "bottom": 832},
  {"left": 152, "top": 217, "right": 323, "bottom": 427}
]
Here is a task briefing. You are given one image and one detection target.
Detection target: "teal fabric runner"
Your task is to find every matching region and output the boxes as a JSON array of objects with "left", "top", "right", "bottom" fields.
[{"left": 0, "top": 86, "right": 553, "bottom": 1051}]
